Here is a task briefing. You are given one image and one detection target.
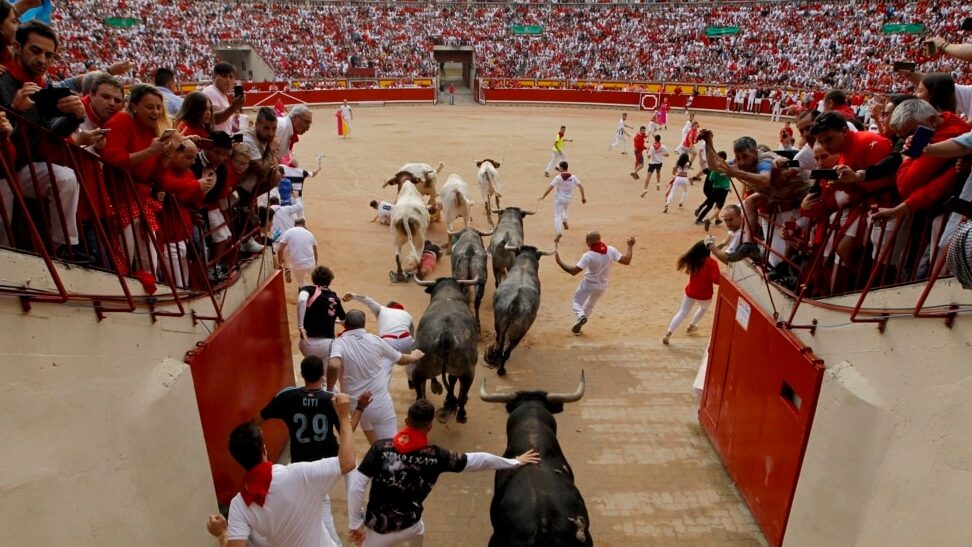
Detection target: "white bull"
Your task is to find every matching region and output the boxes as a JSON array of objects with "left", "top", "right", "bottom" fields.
[
  {"left": 440, "top": 174, "right": 475, "bottom": 232},
  {"left": 475, "top": 159, "right": 503, "bottom": 226},
  {"left": 390, "top": 181, "right": 431, "bottom": 282}
]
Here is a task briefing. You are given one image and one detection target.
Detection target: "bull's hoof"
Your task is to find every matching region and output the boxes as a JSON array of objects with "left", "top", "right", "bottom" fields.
[
  {"left": 436, "top": 407, "right": 455, "bottom": 423},
  {"left": 430, "top": 379, "right": 443, "bottom": 395},
  {"left": 497, "top": 366, "right": 507, "bottom": 377},
  {"left": 483, "top": 347, "right": 498, "bottom": 368},
  {"left": 389, "top": 271, "right": 408, "bottom": 284},
  {"left": 456, "top": 409, "right": 468, "bottom": 424}
]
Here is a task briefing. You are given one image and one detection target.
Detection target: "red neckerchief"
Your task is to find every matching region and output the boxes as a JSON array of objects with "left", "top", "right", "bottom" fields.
[
  {"left": 560, "top": 172, "right": 572, "bottom": 180},
  {"left": 387, "top": 303, "right": 405, "bottom": 310},
  {"left": 288, "top": 129, "right": 299, "bottom": 152},
  {"left": 590, "top": 242, "right": 608, "bottom": 254},
  {"left": 652, "top": 142, "right": 661, "bottom": 151},
  {"left": 3, "top": 59, "right": 46, "bottom": 87},
  {"left": 393, "top": 426, "right": 429, "bottom": 454},
  {"left": 240, "top": 461, "right": 273, "bottom": 507},
  {"left": 81, "top": 95, "right": 103, "bottom": 127}
]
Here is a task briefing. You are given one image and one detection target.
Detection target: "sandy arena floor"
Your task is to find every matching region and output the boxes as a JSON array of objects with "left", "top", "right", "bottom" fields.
[{"left": 282, "top": 101, "right": 783, "bottom": 546}]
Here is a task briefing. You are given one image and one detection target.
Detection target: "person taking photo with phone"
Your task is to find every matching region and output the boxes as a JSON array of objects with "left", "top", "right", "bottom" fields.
[{"left": 202, "top": 62, "right": 244, "bottom": 134}]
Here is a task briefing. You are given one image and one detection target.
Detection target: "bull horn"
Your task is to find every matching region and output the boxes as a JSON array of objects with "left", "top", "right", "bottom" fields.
[
  {"left": 479, "top": 377, "right": 516, "bottom": 404},
  {"left": 504, "top": 243, "right": 521, "bottom": 251},
  {"left": 446, "top": 227, "right": 463, "bottom": 236},
  {"left": 474, "top": 227, "right": 495, "bottom": 237},
  {"left": 547, "top": 371, "right": 586, "bottom": 403},
  {"left": 456, "top": 276, "right": 480, "bottom": 286},
  {"left": 537, "top": 244, "right": 557, "bottom": 256},
  {"left": 521, "top": 207, "right": 537, "bottom": 216},
  {"left": 412, "top": 276, "right": 436, "bottom": 287},
  {"left": 490, "top": 207, "right": 503, "bottom": 215}
]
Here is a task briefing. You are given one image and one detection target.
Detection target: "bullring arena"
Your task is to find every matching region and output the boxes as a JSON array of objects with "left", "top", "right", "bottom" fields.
[{"left": 294, "top": 103, "right": 781, "bottom": 546}]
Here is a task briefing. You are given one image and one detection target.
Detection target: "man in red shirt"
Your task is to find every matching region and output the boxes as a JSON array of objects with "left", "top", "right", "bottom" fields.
[{"left": 630, "top": 125, "right": 647, "bottom": 180}]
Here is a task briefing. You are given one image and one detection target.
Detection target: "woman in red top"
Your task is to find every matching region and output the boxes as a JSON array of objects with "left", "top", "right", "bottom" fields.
[
  {"left": 663, "top": 240, "right": 720, "bottom": 345},
  {"left": 157, "top": 139, "right": 213, "bottom": 288},
  {"left": 102, "top": 84, "right": 179, "bottom": 277},
  {"left": 173, "top": 92, "right": 213, "bottom": 139}
]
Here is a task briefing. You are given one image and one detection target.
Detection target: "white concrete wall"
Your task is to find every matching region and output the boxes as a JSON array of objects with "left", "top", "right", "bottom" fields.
[
  {"left": 0, "top": 251, "right": 274, "bottom": 546},
  {"left": 725, "top": 263, "right": 972, "bottom": 546}
]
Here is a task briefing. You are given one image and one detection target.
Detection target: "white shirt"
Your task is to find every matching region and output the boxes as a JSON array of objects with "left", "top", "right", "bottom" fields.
[
  {"left": 616, "top": 118, "right": 626, "bottom": 135},
  {"left": 271, "top": 201, "right": 303, "bottom": 240},
  {"left": 647, "top": 143, "right": 668, "bottom": 164},
  {"left": 374, "top": 200, "right": 394, "bottom": 224},
  {"left": 726, "top": 230, "right": 741, "bottom": 255},
  {"left": 275, "top": 116, "right": 295, "bottom": 158},
  {"left": 681, "top": 120, "right": 693, "bottom": 142},
  {"left": 202, "top": 84, "right": 238, "bottom": 134},
  {"left": 340, "top": 104, "right": 352, "bottom": 122},
  {"left": 794, "top": 143, "right": 817, "bottom": 171},
  {"left": 549, "top": 174, "right": 581, "bottom": 201},
  {"left": 351, "top": 295, "right": 413, "bottom": 336},
  {"left": 576, "top": 246, "right": 623, "bottom": 284},
  {"left": 227, "top": 459, "right": 342, "bottom": 547},
  {"left": 330, "top": 329, "right": 401, "bottom": 398},
  {"left": 956, "top": 84, "right": 972, "bottom": 118},
  {"left": 279, "top": 226, "right": 317, "bottom": 269}
]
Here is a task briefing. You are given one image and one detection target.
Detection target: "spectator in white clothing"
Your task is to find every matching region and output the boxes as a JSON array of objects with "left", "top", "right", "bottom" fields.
[
  {"left": 274, "top": 105, "right": 313, "bottom": 165},
  {"left": 342, "top": 291, "right": 415, "bottom": 386},
  {"left": 277, "top": 218, "right": 318, "bottom": 287},
  {"left": 554, "top": 231, "right": 634, "bottom": 335},
  {"left": 202, "top": 62, "right": 244, "bottom": 134}
]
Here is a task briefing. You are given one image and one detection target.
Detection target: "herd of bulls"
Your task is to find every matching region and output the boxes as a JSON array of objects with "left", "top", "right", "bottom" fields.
[{"left": 380, "top": 161, "right": 594, "bottom": 546}]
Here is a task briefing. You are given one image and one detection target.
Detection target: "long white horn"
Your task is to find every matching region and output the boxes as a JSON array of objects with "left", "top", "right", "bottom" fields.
[
  {"left": 504, "top": 243, "right": 520, "bottom": 251},
  {"left": 547, "top": 371, "right": 586, "bottom": 403},
  {"left": 456, "top": 276, "right": 480, "bottom": 286},
  {"left": 474, "top": 227, "right": 495, "bottom": 237},
  {"left": 412, "top": 276, "right": 436, "bottom": 287},
  {"left": 479, "top": 377, "right": 515, "bottom": 403}
]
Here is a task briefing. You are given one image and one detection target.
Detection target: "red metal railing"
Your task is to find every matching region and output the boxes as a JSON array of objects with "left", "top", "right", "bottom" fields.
[
  {"left": 737, "top": 180, "right": 972, "bottom": 330},
  {"left": 0, "top": 108, "right": 268, "bottom": 323}
]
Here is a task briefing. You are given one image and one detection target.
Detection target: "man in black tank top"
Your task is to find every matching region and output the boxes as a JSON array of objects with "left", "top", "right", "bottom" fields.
[{"left": 298, "top": 266, "right": 346, "bottom": 360}]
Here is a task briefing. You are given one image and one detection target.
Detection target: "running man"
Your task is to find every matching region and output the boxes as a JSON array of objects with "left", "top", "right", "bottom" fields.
[
  {"left": 554, "top": 231, "right": 634, "bottom": 335},
  {"left": 675, "top": 120, "right": 700, "bottom": 168},
  {"left": 609, "top": 112, "right": 633, "bottom": 154},
  {"left": 539, "top": 161, "right": 586, "bottom": 242},
  {"left": 543, "top": 125, "right": 572, "bottom": 177},
  {"left": 630, "top": 126, "right": 648, "bottom": 180},
  {"left": 347, "top": 400, "right": 540, "bottom": 547},
  {"left": 642, "top": 134, "right": 669, "bottom": 194}
]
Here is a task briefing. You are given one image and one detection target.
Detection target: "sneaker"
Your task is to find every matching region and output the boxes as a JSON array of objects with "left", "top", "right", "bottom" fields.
[
  {"left": 544, "top": 172, "right": 549, "bottom": 178},
  {"left": 242, "top": 238, "right": 264, "bottom": 253},
  {"left": 284, "top": 269, "right": 292, "bottom": 283},
  {"left": 663, "top": 205, "right": 668, "bottom": 213},
  {"left": 562, "top": 221, "right": 569, "bottom": 230},
  {"left": 662, "top": 332, "right": 671, "bottom": 345},
  {"left": 621, "top": 151, "right": 627, "bottom": 155},
  {"left": 656, "top": 184, "right": 660, "bottom": 191},
  {"left": 704, "top": 219, "right": 711, "bottom": 232},
  {"left": 630, "top": 172, "right": 639, "bottom": 180},
  {"left": 687, "top": 325, "right": 698, "bottom": 334},
  {"left": 571, "top": 315, "right": 588, "bottom": 335},
  {"left": 55, "top": 244, "right": 94, "bottom": 265},
  {"left": 678, "top": 203, "right": 683, "bottom": 208},
  {"left": 640, "top": 190, "right": 648, "bottom": 198}
]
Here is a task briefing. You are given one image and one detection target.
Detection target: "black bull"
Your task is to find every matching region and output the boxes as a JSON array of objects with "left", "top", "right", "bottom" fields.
[
  {"left": 489, "top": 206, "right": 536, "bottom": 287},
  {"left": 449, "top": 226, "right": 493, "bottom": 331},
  {"left": 412, "top": 276, "right": 480, "bottom": 423},
  {"left": 481, "top": 373, "right": 592, "bottom": 547}
]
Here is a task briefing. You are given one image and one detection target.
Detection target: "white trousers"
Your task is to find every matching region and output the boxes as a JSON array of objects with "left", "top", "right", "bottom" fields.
[
  {"left": 667, "top": 295, "right": 711, "bottom": 333},
  {"left": 0, "top": 163, "right": 80, "bottom": 246},
  {"left": 610, "top": 132, "right": 627, "bottom": 152},
  {"left": 163, "top": 240, "right": 189, "bottom": 288},
  {"left": 545, "top": 151, "right": 567, "bottom": 173},
  {"left": 123, "top": 220, "right": 159, "bottom": 274},
  {"left": 322, "top": 495, "right": 342, "bottom": 547},
  {"left": 299, "top": 337, "right": 333, "bottom": 360},
  {"left": 359, "top": 392, "right": 398, "bottom": 439},
  {"left": 554, "top": 198, "right": 571, "bottom": 236},
  {"left": 294, "top": 266, "right": 313, "bottom": 288},
  {"left": 381, "top": 335, "right": 414, "bottom": 386},
  {"left": 572, "top": 279, "right": 607, "bottom": 319},
  {"left": 362, "top": 520, "right": 425, "bottom": 547},
  {"left": 666, "top": 177, "right": 690, "bottom": 206}
]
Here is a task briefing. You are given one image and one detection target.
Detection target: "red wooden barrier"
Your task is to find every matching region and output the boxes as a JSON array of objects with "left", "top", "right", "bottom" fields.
[
  {"left": 244, "top": 88, "right": 434, "bottom": 108},
  {"left": 186, "top": 270, "right": 295, "bottom": 505},
  {"left": 699, "top": 275, "right": 824, "bottom": 547}
]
